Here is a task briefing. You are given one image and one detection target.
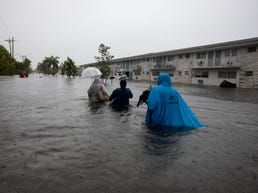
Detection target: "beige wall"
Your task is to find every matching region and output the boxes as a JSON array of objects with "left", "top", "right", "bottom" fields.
[
  {"left": 239, "top": 47, "right": 258, "bottom": 88},
  {"left": 97, "top": 40, "right": 258, "bottom": 88}
]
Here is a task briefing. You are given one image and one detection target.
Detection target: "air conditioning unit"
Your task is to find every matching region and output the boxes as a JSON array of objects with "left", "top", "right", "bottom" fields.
[
  {"left": 198, "top": 80, "right": 203, "bottom": 84},
  {"left": 227, "top": 61, "right": 232, "bottom": 66}
]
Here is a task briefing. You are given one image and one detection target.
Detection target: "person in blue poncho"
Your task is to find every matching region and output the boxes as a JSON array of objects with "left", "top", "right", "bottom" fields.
[
  {"left": 109, "top": 79, "right": 133, "bottom": 110},
  {"left": 145, "top": 73, "right": 206, "bottom": 130}
]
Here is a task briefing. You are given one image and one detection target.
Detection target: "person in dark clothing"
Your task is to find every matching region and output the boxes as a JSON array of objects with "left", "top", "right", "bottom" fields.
[{"left": 109, "top": 79, "right": 133, "bottom": 110}]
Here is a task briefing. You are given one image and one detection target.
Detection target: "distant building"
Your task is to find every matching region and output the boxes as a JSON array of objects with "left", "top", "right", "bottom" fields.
[{"left": 80, "top": 37, "right": 258, "bottom": 88}]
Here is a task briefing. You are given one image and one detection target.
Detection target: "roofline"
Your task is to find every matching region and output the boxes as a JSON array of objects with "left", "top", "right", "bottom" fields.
[
  {"left": 112, "top": 37, "right": 258, "bottom": 62},
  {"left": 81, "top": 37, "right": 258, "bottom": 66}
]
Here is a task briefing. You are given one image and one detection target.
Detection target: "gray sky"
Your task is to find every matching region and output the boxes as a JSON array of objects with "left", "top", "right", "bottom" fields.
[{"left": 1, "top": 0, "right": 258, "bottom": 69}]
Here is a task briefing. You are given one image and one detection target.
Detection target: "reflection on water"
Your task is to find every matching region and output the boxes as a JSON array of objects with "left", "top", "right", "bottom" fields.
[
  {"left": 176, "top": 84, "right": 258, "bottom": 104},
  {"left": 0, "top": 75, "right": 258, "bottom": 193},
  {"left": 144, "top": 129, "right": 181, "bottom": 156}
]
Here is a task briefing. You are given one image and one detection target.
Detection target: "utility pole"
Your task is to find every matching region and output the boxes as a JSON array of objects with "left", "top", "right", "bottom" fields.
[{"left": 5, "top": 37, "right": 15, "bottom": 58}]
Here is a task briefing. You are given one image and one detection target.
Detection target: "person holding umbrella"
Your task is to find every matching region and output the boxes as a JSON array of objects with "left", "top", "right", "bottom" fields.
[
  {"left": 81, "top": 67, "right": 109, "bottom": 102},
  {"left": 87, "top": 77, "right": 109, "bottom": 102}
]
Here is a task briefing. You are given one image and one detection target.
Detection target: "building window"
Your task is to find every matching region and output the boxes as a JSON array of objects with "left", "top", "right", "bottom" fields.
[
  {"left": 178, "top": 71, "right": 182, "bottom": 75},
  {"left": 225, "top": 49, "right": 238, "bottom": 57},
  {"left": 152, "top": 71, "right": 159, "bottom": 76},
  {"left": 197, "top": 52, "right": 206, "bottom": 59},
  {"left": 228, "top": 71, "right": 237, "bottom": 78},
  {"left": 202, "top": 72, "right": 209, "bottom": 78},
  {"left": 194, "top": 72, "right": 201, "bottom": 77},
  {"left": 245, "top": 71, "right": 253, "bottom": 76},
  {"left": 218, "top": 71, "right": 237, "bottom": 79},
  {"left": 218, "top": 71, "right": 227, "bottom": 78},
  {"left": 194, "top": 71, "right": 209, "bottom": 78},
  {"left": 134, "top": 70, "right": 141, "bottom": 76},
  {"left": 248, "top": 47, "right": 256, "bottom": 53},
  {"left": 215, "top": 50, "right": 221, "bottom": 66},
  {"left": 231, "top": 49, "right": 238, "bottom": 56},
  {"left": 208, "top": 51, "right": 213, "bottom": 66},
  {"left": 185, "top": 54, "right": 190, "bottom": 58},
  {"left": 225, "top": 50, "right": 230, "bottom": 57},
  {"left": 185, "top": 71, "right": 189, "bottom": 75},
  {"left": 167, "top": 56, "right": 174, "bottom": 61}
]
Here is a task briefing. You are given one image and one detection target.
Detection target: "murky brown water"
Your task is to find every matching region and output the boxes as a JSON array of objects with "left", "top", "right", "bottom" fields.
[{"left": 0, "top": 75, "right": 258, "bottom": 193}]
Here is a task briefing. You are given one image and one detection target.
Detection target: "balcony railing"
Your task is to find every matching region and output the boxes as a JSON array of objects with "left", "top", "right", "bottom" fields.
[
  {"left": 192, "top": 58, "right": 240, "bottom": 69},
  {"left": 152, "top": 64, "right": 175, "bottom": 70}
]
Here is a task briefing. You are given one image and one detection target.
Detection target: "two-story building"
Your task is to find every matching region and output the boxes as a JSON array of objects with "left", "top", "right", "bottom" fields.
[{"left": 80, "top": 37, "right": 258, "bottom": 88}]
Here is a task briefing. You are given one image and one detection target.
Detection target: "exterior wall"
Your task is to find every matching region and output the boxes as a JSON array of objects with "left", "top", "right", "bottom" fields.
[
  {"left": 114, "top": 59, "right": 152, "bottom": 80},
  {"left": 173, "top": 55, "right": 192, "bottom": 84},
  {"left": 191, "top": 49, "right": 241, "bottom": 87},
  {"left": 146, "top": 55, "right": 177, "bottom": 82},
  {"left": 238, "top": 46, "right": 258, "bottom": 88},
  {"left": 192, "top": 69, "right": 240, "bottom": 87},
  {"left": 81, "top": 38, "right": 258, "bottom": 88}
]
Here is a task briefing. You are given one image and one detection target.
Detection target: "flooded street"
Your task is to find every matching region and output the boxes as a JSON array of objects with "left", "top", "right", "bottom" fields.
[{"left": 0, "top": 75, "right": 258, "bottom": 193}]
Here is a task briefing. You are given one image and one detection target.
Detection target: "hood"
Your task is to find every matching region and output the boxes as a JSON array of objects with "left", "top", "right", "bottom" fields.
[
  {"left": 93, "top": 77, "right": 101, "bottom": 84},
  {"left": 157, "top": 73, "right": 172, "bottom": 87}
]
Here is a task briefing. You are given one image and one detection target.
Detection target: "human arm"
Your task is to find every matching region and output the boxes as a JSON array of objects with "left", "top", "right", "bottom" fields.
[
  {"left": 146, "top": 87, "right": 158, "bottom": 112},
  {"left": 108, "top": 89, "right": 117, "bottom": 102},
  {"left": 126, "top": 88, "right": 133, "bottom": 99},
  {"left": 100, "top": 84, "right": 109, "bottom": 97}
]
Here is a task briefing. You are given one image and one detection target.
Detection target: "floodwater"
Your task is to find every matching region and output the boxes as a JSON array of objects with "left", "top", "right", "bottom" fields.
[{"left": 0, "top": 75, "right": 258, "bottom": 193}]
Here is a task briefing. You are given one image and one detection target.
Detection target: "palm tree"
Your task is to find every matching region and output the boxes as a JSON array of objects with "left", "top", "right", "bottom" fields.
[
  {"left": 39, "top": 56, "right": 60, "bottom": 75},
  {"left": 63, "top": 57, "right": 77, "bottom": 78}
]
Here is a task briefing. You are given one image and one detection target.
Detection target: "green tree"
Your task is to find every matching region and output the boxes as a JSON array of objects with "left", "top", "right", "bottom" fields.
[
  {"left": 62, "top": 57, "right": 77, "bottom": 78},
  {"left": 36, "top": 61, "right": 48, "bottom": 74},
  {"left": 36, "top": 56, "right": 59, "bottom": 75},
  {"left": 15, "top": 58, "right": 32, "bottom": 74},
  {"left": 0, "top": 45, "right": 16, "bottom": 75},
  {"left": 59, "top": 62, "right": 66, "bottom": 76},
  {"left": 95, "top": 43, "right": 114, "bottom": 80}
]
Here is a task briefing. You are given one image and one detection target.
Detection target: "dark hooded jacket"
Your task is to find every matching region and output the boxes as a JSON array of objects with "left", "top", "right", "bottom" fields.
[{"left": 109, "top": 80, "right": 133, "bottom": 108}]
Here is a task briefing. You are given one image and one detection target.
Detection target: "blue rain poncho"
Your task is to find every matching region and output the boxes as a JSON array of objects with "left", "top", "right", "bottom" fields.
[{"left": 145, "top": 73, "right": 206, "bottom": 130}]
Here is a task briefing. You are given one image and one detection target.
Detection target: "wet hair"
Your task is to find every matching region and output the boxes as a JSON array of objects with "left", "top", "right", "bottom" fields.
[{"left": 120, "top": 80, "right": 127, "bottom": 89}]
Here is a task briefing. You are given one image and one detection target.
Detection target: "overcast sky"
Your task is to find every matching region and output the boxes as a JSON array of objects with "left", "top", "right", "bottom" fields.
[{"left": 1, "top": 0, "right": 258, "bottom": 69}]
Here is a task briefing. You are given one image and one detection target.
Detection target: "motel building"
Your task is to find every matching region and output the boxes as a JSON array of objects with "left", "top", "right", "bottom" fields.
[{"left": 81, "top": 37, "right": 258, "bottom": 88}]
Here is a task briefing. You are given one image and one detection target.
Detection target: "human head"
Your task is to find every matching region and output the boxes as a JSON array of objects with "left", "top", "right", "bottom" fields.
[
  {"left": 93, "top": 77, "right": 101, "bottom": 84},
  {"left": 157, "top": 73, "right": 172, "bottom": 87},
  {"left": 120, "top": 79, "right": 127, "bottom": 89}
]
